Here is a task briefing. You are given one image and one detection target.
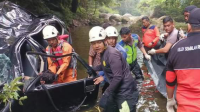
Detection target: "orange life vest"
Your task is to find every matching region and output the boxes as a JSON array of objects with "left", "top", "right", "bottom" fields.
[
  {"left": 142, "top": 25, "right": 160, "bottom": 48},
  {"left": 46, "top": 40, "right": 64, "bottom": 67}
]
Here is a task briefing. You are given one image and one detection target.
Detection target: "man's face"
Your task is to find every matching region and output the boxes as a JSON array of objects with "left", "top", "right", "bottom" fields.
[
  {"left": 184, "top": 12, "right": 190, "bottom": 22},
  {"left": 142, "top": 19, "right": 150, "bottom": 28},
  {"left": 121, "top": 33, "right": 131, "bottom": 43},
  {"left": 106, "top": 37, "right": 117, "bottom": 47},
  {"left": 91, "top": 40, "right": 105, "bottom": 53},
  {"left": 47, "top": 37, "right": 58, "bottom": 48},
  {"left": 163, "top": 21, "right": 174, "bottom": 33}
]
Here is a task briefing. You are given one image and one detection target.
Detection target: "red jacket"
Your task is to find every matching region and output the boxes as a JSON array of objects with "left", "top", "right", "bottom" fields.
[{"left": 166, "top": 32, "right": 200, "bottom": 112}]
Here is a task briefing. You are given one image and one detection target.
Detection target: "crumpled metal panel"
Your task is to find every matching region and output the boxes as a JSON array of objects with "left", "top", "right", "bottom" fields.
[
  {"left": 0, "top": 1, "right": 66, "bottom": 54},
  {"left": 0, "top": 1, "right": 34, "bottom": 53},
  {"left": 0, "top": 1, "right": 67, "bottom": 81}
]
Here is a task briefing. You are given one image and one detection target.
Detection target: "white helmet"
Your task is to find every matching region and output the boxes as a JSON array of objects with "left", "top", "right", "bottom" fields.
[
  {"left": 43, "top": 25, "right": 59, "bottom": 40},
  {"left": 89, "top": 26, "right": 106, "bottom": 42},
  {"left": 105, "top": 26, "right": 118, "bottom": 37}
]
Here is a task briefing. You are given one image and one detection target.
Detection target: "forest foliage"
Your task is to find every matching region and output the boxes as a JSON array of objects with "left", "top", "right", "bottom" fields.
[{"left": 0, "top": 0, "right": 199, "bottom": 25}]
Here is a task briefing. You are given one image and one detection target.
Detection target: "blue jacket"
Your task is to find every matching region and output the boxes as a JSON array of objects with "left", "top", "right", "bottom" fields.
[{"left": 115, "top": 43, "right": 127, "bottom": 59}]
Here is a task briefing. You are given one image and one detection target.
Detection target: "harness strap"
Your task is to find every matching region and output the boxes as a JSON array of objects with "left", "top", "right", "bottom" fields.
[{"left": 72, "top": 78, "right": 87, "bottom": 111}]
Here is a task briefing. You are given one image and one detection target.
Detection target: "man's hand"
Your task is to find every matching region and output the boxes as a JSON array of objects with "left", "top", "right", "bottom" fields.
[
  {"left": 166, "top": 98, "right": 176, "bottom": 112},
  {"left": 148, "top": 42, "right": 153, "bottom": 47},
  {"left": 144, "top": 54, "right": 151, "bottom": 60},
  {"left": 93, "top": 76, "right": 104, "bottom": 85},
  {"left": 148, "top": 49, "right": 156, "bottom": 55}
]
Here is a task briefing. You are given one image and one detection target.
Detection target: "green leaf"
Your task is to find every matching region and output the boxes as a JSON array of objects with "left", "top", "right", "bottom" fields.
[
  {"left": 13, "top": 92, "right": 19, "bottom": 100},
  {"left": 12, "top": 86, "right": 20, "bottom": 91},
  {"left": 19, "top": 100, "right": 23, "bottom": 105},
  {"left": 15, "top": 82, "right": 24, "bottom": 86},
  {"left": 19, "top": 96, "right": 27, "bottom": 101},
  {"left": 3, "top": 99, "right": 7, "bottom": 103},
  {"left": 10, "top": 76, "right": 22, "bottom": 86},
  {"left": 9, "top": 94, "right": 13, "bottom": 99}
]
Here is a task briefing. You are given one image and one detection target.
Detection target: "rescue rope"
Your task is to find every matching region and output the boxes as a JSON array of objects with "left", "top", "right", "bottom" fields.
[{"left": 41, "top": 84, "right": 64, "bottom": 112}]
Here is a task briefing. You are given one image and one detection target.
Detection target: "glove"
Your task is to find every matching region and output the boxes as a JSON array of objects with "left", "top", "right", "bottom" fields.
[
  {"left": 179, "top": 28, "right": 186, "bottom": 39},
  {"left": 99, "top": 91, "right": 113, "bottom": 109},
  {"left": 144, "top": 54, "right": 151, "bottom": 60},
  {"left": 148, "top": 49, "right": 156, "bottom": 55},
  {"left": 160, "top": 33, "right": 165, "bottom": 41},
  {"left": 166, "top": 98, "right": 177, "bottom": 112}
]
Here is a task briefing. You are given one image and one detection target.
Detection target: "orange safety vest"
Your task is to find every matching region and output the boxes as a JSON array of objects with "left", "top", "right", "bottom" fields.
[
  {"left": 46, "top": 40, "right": 64, "bottom": 68},
  {"left": 142, "top": 25, "right": 160, "bottom": 48}
]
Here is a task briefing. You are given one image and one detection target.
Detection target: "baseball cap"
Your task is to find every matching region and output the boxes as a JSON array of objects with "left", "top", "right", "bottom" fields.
[
  {"left": 188, "top": 8, "right": 200, "bottom": 25},
  {"left": 184, "top": 5, "right": 197, "bottom": 13}
]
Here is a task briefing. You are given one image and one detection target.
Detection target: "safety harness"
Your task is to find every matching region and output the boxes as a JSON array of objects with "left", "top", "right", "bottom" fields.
[{"left": 46, "top": 40, "right": 77, "bottom": 77}]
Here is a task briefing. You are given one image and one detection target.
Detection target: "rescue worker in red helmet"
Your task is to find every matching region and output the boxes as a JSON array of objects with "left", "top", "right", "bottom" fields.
[{"left": 43, "top": 25, "right": 77, "bottom": 83}]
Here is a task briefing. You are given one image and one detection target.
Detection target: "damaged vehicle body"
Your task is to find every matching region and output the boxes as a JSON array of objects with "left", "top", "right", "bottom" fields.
[{"left": 0, "top": 1, "right": 99, "bottom": 112}]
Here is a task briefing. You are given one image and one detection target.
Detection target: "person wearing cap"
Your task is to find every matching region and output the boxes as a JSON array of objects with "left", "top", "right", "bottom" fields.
[
  {"left": 179, "top": 5, "right": 198, "bottom": 38},
  {"left": 43, "top": 25, "right": 77, "bottom": 84},
  {"left": 148, "top": 16, "right": 179, "bottom": 56},
  {"left": 90, "top": 26, "right": 139, "bottom": 112},
  {"left": 166, "top": 8, "right": 200, "bottom": 112},
  {"left": 118, "top": 27, "right": 151, "bottom": 82},
  {"left": 141, "top": 16, "right": 160, "bottom": 50}
]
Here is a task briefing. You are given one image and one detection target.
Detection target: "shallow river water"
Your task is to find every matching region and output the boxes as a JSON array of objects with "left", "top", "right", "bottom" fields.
[{"left": 71, "top": 25, "right": 167, "bottom": 112}]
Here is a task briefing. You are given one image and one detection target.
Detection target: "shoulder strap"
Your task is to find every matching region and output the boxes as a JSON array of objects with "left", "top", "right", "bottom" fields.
[
  {"left": 143, "top": 24, "right": 153, "bottom": 34},
  {"left": 118, "top": 40, "right": 125, "bottom": 47},
  {"left": 176, "top": 30, "right": 180, "bottom": 42}
]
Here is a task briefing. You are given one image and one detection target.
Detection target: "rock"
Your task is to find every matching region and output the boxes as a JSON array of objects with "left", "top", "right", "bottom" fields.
[
  {"left": 109, "top": 19, "right": 117, "bottom": 25},
  {"left": 129, "top": 16, "right": 142, "bottom": 24},
  {"left": 80, "top": 19, "right": 90, "bottom": 25},
  {"left": 99, "top": 13, "right": 112, "bottom": 22},
  {"left": 109, "top": 14, "right": 122, "bottom": 22},
  {"left": 72, "top": 19, "right": 82, "bottom": 27},
  {"left": 122, "top": 14, "right": 132, "bottom": 24},
  {"left": 122, "top": 16, "right": 130, "bottom": 24},
  {"left": 123, "top": 13, "right": 132, "bottom": 17},
  {"left": 157, "top": 16, "right": 167, "bottom": 21},
  {"left": 99, "top": 13, "right": 108, "bottom": 18}
]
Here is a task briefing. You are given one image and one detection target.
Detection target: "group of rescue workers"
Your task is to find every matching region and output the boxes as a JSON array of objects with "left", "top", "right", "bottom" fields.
[{"left": 40, "top": 4, "right": 200, "bottom": 112}]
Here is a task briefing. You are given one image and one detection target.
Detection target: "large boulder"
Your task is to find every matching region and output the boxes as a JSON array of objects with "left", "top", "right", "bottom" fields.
[
  {"left": 122, "top": 16, "right": 130, "bottom": 24},
  {"left": 99, "top": 13, "right": 111, "bottom": 19},
  {"left": 129, "top": 16, "right": 143, "bottom": 24},
  {"left": 109, "top": 14, "right": 122, "bottom": 22},
  {"left": 123, "top": 13, "right": 132, "bottom": 18},
  {"left": 99, "top": 13, "right": 112, "bottom": 23},
  {"left": 121, "top": 13, "right": 132, "bottom": 24}
]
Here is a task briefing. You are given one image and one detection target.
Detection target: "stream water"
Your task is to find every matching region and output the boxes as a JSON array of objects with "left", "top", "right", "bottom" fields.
[{"left": 71, "top": 25, "right": 167, "bottom": 112}]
